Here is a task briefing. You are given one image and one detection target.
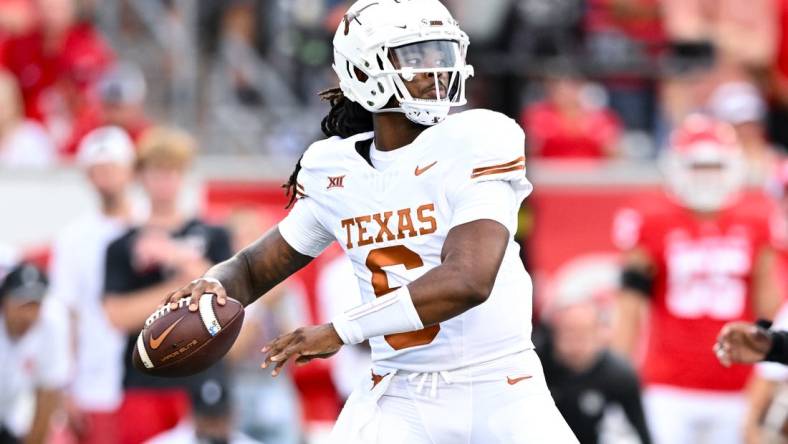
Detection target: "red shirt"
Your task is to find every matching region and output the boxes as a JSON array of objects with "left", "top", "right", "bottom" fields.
[
  {"left": 613, "top": 191, "right": 780, "bottom": 391},
  {"left": 522, "top": 102, "right": 621, "bottom": 159},
  {"left": 776, "top": 0, "right": 788, "bottom": 79},
  {"left": 0, "top": 23, "right": 114, "bottom": 121},
  {"left": 585, "top": 0, "right": 665, "bottom": 47}
]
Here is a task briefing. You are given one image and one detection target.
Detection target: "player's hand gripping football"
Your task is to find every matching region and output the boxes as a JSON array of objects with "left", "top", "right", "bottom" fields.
[
  {"left": 163, "top": 277, "right": 227, "bottom": 312},
  {"left": 261, "top": 324, "right": 344, "bottom": 377},
  {"left": 714, "top": 321, "right": 773, "bottom": 367}
]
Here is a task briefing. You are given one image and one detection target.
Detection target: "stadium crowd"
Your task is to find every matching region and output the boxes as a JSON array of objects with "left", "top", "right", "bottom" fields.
[{"left": 4, "top": 0, "right": 788, "bottom": 443}]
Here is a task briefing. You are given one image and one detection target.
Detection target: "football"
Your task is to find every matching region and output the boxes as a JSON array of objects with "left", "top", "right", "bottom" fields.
[{"left": 132, "top": 294, "right": 244, "bottom": 377}]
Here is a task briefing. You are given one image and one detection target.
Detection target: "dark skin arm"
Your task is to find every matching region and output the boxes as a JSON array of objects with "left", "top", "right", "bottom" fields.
[
  {"left": 261, "top": 219, "right": 509, "bottom": 376},
  {"left": 25, "top": 388, "right": 61, "bottom": 444},
  {"left": 164, "top": 227, "right": 313, "bottom": 310}
]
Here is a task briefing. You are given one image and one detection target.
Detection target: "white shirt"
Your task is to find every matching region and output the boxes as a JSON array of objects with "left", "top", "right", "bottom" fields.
[
  {"left": 0, "top": 299, "right": 71, "bottom": 436},
  {"left": 279, "top": 109, "right": 533, "bottom": 373},
  {"left": 316, "top": 254, "right": 371, "bottom": 398},
  {"left": 48, "top": 211, "right": 128, "bottom": 411},
  {"left": 0, "top": 120, "right": 57, "bottom": 169},
  {"left": 144, "top": 420, "right": 262, "bottom": 444}
]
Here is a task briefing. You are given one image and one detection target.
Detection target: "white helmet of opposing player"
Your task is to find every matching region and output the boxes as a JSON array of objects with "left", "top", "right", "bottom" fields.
[
  {"left": 661, "top": 114, "right": 746, "bottom": 212},
  {"left": 332, "top": 0, "right": 474, "bottom": 126}
]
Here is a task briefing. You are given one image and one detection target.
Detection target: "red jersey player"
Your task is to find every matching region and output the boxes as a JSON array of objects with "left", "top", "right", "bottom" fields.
[{"left": 612, "top": 114, "right": 783, "bottom": 444}]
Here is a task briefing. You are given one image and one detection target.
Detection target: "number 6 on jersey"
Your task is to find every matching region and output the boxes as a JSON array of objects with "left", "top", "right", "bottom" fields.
[{"left": 366, "top": 245, "right": 440, "bottom": 350}]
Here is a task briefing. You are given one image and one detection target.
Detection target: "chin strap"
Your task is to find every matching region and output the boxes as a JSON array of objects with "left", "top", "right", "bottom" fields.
[{"left": 372, "top": 107, "right": 406, "bottom": 114}]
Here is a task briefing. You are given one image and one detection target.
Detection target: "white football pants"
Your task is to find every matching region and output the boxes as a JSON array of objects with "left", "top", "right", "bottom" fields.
[
  {"left": 330, "top": 349, "right": 578, "bottom": 444},
  {"left": 644, "top": 384, "right": 745, "bottom": 444}
]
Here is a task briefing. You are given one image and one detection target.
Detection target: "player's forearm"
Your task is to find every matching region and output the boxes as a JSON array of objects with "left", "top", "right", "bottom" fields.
[
  {"left": 611, "top": 290, "right": 646, "bottom": 360},
  {"left": 25, "top": 389, "right": 60, "bottom": 444},
  {"left": 407, "top": 261, "right": 496, "bottom": 326},
  {"left": 204, "top": 227, "right": 312, "bottom": 307},
  {"left": 753, "top": 247, "right": 781, "bottom": 319}
]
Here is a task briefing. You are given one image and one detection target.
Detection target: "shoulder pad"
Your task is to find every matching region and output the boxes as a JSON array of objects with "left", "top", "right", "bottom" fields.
[
  {"left": 295, "top": 133, "right": 372, "bottom": 199},
  {"left": 447, "top": 110, "right": 526, "bottom": 183}
]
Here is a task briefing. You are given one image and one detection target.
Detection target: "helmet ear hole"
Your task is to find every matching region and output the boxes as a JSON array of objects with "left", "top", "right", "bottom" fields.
[{"left": 353, "top": 67, "right": 369, "bottom": 82}]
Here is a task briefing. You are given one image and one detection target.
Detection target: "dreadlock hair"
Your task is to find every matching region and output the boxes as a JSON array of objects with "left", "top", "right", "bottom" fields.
[{"left": 283, "top": 87, "right": 374, "bottom": 208}]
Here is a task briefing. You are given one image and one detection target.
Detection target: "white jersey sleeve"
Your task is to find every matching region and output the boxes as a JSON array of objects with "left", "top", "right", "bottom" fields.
[
  {"left": 445, "top": 110, "right": 531, "bottom": 233},
  {"left": 278, "top": 139, "right": 342, "bottom": 257},
  {"left": 449, "top": 181, "right": 519, "bottom": 233},
  {"left": 278, "top": 198, "right": 335, "bottom": 257}
]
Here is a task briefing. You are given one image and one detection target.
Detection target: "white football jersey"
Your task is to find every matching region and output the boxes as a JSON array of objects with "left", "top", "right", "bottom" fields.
[{"left": 279, "top": 109, "right": 534, "bottom": 372}]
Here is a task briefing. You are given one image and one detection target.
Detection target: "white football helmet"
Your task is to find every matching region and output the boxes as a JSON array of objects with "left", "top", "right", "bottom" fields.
[
  {"left": 332, "top": 0, "right": 475, "bottom": 126},
  {"left": 661, "top": 114, "right": 746, "bottom": 213}
]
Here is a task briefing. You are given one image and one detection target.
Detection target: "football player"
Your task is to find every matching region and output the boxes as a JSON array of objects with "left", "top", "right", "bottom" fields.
[
  {"left": 612, "top": 114, "right": 784, "bottom": 444},
  {"left": 163, "top": 0, "right": 578, "bottom": 442}
]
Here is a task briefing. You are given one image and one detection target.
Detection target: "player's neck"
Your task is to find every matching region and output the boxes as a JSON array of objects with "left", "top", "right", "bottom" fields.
[
  {"left": 372, "top": 113, "right": 427, "bottom": 151},
  {"left": 692, "top": 209, "right": 721, "bottom": 221},
  {"left": 101, "top": 193, "right": 131, "bottom": 221},
  {"left": 147, "top": 202, "right": 183, "bottom": 230}
]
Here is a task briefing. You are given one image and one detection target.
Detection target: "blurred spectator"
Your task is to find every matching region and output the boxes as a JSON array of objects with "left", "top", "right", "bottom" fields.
[
  {"left": 64, "top": 62, "right": 152, "bottom": 157},
  {"left": 450, "top": 0, "right": 521, "bottom": 47},
  {"left": 0, "top": 0, "right": 35, "bottom": 60},
  {"left": 0, "top": 263, "right": 70, "bottom": 444},
  {"left": 507, "top": 0, "right": 584, "bottom": 59},
  {"left": 541, "top": 301, "right": 651, "bottom": 444},
  {"left": 0, "top": 244, "right": 18, "bottom": 278},
  {"left": 522, "top": 70, "right": 622, "bottom": 159},
  {"left": 768, "top": 0, "right": 788, "bottom": 149},
  {"left": 205, "top": 0, "right": 302, "bottom": 156},
  {"left": 227, "top": 297, "right": 304, "bottom": 444},
  {"left": 656, "top": 41, "right": 717, "bottom": 148},
  {"left": 0, "top": 0, "right": 114, "bottom": 149},
  {"left": 47, "top": 127, "right": 136, "bottom": 443},
  {"left": 708, "top": 81, "right": 781, "bottom": 185},
  {"left": 215, "top": 1, "right": 296, "bottom": 109},
  {"left": 315, "top": 253, "right": 370, "bottom": 401},
  {"left": 584, "top": 0, "right": 664, "bottom": 131},
  {"left": 661, "top": 0, "right": 777, "bottom": 70},
  {"left": 146, "top": 363, "right": 261, "bottom": 444},
  {"left": 102, "top": 126, "right": 232, "bottom": 444},
  {"left": 0, "top": 69, "right": 56, "bottom": 167},
  {"left": 612, "top": 115, "right": 783, "bottom": 444},
  {"left": 224, "top": 208, "right": 304, "bottom": 444}
]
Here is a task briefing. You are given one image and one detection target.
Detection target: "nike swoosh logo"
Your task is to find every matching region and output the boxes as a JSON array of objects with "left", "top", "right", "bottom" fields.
[
  {"left": 415, "top": 161, "right": 438, "bottom": 176},
  {"left": 507, "top": 375, "right": 532, "bottom": 385},
  {"left": 149, "top": 316, "right": 185, "bottom": 350}
]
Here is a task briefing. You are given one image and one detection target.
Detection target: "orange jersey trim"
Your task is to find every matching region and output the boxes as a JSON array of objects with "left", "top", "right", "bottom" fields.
[
  {"left": 471, "top": 156, "right": 526, "bottom": 175},
  {"left": 471, "top": 164, "right": 525, "bottom": 179}
]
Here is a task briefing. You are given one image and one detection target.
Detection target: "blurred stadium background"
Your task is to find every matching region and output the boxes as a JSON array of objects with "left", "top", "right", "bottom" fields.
[{"left": 3, "top": 0, "right": 788, "bottom": 443}]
